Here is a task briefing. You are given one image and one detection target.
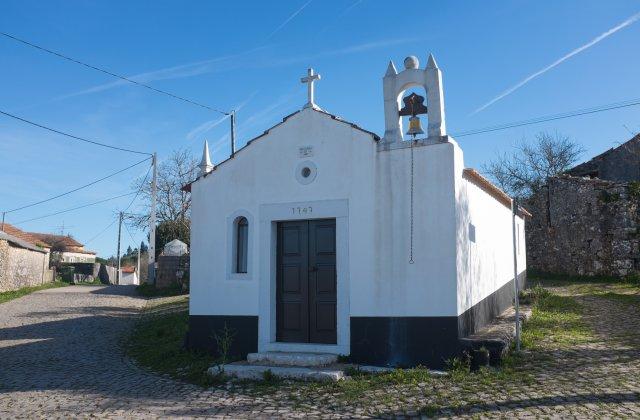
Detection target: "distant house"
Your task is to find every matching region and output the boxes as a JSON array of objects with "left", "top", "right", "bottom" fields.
[
  {"left": 566, "top": 133, "right": 640, "bottom": 182},
  {"left": 119, "top": 266, "right": 139, "bottom": 285},
  {"left": 27, "top": 233, "right": 96, "bottom": 264},
  {"left": 0, "top": 224, "right": 53, "bottom": 292}
]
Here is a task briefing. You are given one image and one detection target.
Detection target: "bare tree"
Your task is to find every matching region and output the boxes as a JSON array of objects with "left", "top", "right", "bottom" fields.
[
  {"left": 129, "top": 149, "right": 198, "bottom": 229},
  {"left": 483, "top": 132, "right": 585, "bottom": 198}
]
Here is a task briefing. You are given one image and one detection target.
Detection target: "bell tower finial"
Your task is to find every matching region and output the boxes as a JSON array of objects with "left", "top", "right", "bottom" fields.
[{"left": 199, "top": 140, "right": 213, "bottom": 176}]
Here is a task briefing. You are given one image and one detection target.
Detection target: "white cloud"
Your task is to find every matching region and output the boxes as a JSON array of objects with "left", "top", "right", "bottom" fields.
[{"left": 472, "top": 11, "right": 640, "bottom": 114}]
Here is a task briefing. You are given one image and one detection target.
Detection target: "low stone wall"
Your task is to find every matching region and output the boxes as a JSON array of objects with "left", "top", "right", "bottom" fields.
[
  {"left": 0, "top": 239, "right": 50, "bottom": 292},
  {"left": 156, "top": 255, "right": 189, "bottom": 289},
  {"left": 526, "top": 175, "right": 640, "bottom": 277}
]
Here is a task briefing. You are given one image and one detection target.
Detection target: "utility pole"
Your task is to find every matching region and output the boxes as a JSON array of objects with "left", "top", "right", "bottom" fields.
[
  {"left": 230, "top": 110, "right": 236, "bottom": 157},
  {"left": 148, "top": 152, "right": 158, "bottom": 285},
  {"left": 511, "top": 198, "right": 521, "bottom": 352},
  {"left": 116, "top": 211, "right": 123, "bottom": 285},
  {"left": 1, "top": 212, "right": 5, "bottom": 232},
  {"left": 136, "top": 245, "right": 141, "bottom": 285}
]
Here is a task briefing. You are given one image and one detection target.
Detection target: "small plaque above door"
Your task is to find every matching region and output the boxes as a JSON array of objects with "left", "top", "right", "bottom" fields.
[{"left": 298, "top": 146, "right": 314, "bottom": 158}]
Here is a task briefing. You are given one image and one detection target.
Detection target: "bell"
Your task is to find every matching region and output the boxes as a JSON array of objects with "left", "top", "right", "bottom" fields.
[{"left": 406, "top": 115, "right": 424, "bottom": 137}]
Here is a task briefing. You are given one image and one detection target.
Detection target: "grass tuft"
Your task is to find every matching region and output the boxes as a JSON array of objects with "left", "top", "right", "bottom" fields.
[
  {"left": 135, "top": 283, "right": 186, "bottom": 298},
  {"left": 0, "top": 280, "right": 70, "bottom": 304},
  {"left": 125, "top": 308, "right": 219, "bottom": 387}
]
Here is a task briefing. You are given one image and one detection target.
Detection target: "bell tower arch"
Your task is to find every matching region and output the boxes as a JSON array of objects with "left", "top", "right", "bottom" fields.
[{"left": 382, "top": 54, "right": 446, "bottom": 144}]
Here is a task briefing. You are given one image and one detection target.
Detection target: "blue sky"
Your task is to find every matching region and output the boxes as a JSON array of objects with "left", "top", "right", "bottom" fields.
[{"left": 1, "top": 0, "right": 639, "bottom": 258}]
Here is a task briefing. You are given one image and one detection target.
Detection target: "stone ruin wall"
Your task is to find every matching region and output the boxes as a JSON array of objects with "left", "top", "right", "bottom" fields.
[
  {"left": 526, "top": 175, "right": 640, "bottom": 277},
  {"left": 0, "top": 239, "right": 50, "bottom": 292}
]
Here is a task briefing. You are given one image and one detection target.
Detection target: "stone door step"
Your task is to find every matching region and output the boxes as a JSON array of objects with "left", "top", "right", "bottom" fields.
[
  {"left": 212, "top": 364, "right": 344, "bottom": 382},
  {"left": 246, "top": 351, "right": 338, "bottom": 367}
]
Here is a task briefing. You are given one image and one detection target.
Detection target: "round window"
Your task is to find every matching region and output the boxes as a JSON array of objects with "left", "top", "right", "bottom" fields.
[{"left": 295, "top": 161, "right": 317, "bottom": 185}]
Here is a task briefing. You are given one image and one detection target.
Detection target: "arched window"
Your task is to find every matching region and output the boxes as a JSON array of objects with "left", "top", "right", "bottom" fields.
[{"left": 235, "top": 217, "right": 248, "bottom": 273}]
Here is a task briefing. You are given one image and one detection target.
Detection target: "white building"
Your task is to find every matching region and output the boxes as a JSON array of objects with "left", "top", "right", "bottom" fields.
[{"left": 185, "top": 55, "right": 529, "bottom": 368}]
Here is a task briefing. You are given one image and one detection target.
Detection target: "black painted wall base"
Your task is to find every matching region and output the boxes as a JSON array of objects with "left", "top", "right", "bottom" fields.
[
  {"left": 350, "top": 272, "right": 527, "bottom": 369},
  {"left": 186, "top": 315, "right": 258, "bottom": 360},
  {"left": 350, "top": 316, "right": 461, "bottom": 369},
  {"left": 458, "top": 271, "right": 527, "bottom": 337},
  {"left": 187, "top": 273, "right": 527, "bottom": 369}
]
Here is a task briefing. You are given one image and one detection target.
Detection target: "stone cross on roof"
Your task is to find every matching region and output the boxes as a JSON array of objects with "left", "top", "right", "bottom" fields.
[{"left": 301, "top": 68, "right": 321, "bottom": 109}]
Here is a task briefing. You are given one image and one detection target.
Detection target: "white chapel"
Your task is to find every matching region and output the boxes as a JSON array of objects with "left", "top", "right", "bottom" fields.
[{"left": 185, "top": 54, "right": 528, "bottom": 368}]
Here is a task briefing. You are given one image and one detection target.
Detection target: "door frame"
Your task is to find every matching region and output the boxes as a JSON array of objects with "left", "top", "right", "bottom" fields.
[{"left": 258, "top": 199, "right": 350, "bottom": 355}]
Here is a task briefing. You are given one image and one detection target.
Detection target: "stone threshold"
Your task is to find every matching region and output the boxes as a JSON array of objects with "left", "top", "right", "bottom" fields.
[
  {"left": 460, "top": 304, "right": 533, "bottom": 365},
  {"left": 208, "top": 350, "right": 448, "bottom": 382}
]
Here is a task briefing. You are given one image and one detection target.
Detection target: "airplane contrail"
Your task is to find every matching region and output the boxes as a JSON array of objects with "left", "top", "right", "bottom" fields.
[
  {"left": 265, "top": 0, "right": 314, "bottom": 41},
  {"left": 472, "top": 11, "right": 640, "bottom": 115}
]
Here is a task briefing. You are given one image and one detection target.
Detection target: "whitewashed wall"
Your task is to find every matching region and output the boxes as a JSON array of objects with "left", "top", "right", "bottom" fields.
[
  {"left": 365, "top": 140, "right": 460, "bottom": 317},
  {"left": 455, "top": 171, "right": 527, "bottom": 315},
  {"left": 190, "top": 109, "right": 377, "bottom": 320},
  {"left": 190, "top": 106, "right": 526, "bottom": 350}
]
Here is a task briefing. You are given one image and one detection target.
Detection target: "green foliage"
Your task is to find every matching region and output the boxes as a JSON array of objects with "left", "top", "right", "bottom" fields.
[
  {"left": 520, "top": 292, "right": 592, "bottom": 349},
  {"left": 0, "top": 280, "right": 70, "bottom": 304},
  {"left": 136, "top": 283, "right": 186, "bottom": 298},
  {"left": 599, "top": 190, "right": 621, "bottom": 203},
  {"left": 446, "top": 353, "right": 471, "bottom": 380},
  {"left": 623, "top": 273, "right": 640, "bottom": 285},
  {"left": 628, "top": 181, "right": 640, "bottom": 199},
  {"left": 528, "top": 270, "right": 629, "bottom": 285},
  {"left": 419, "top": 404, "right": 440, "bottom": 417},
  {"left": 125, "top": 309, "right": 221, "bottom": 387},
  {"left": 213, "top": 323, "right": 236, "bottom": 366},
  {"left": 262, "top": 369, "right": 281, "bottom": 384},
  {"left": 519, "top": 283, "right": 551, "bottom": 304},
  {"left": 58, "top": 265, "right": 75, "bottom": 282},
  {"left": 336, "top": 354, "right": 351, "bottom": 363}
]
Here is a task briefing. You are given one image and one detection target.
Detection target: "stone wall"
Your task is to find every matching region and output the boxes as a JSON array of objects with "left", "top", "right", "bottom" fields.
[
  {"left": 526, "top": 175, "right": 640, "bottom": 277},
  {"left": 0, "top": 239, "right": 51, "bottom": 292},
  {"left": 156, "top": 255, "right": 189, "bottom": 289}
]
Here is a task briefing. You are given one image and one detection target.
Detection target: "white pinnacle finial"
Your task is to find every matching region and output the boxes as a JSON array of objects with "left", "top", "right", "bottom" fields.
[
  {"left": 301, "top": 68, "right": 321, "bottom": 109},
  {"left": 199, "top": 140, "right": 213, "bottom": 176},
  {"left": 426, "top": 53, "right": 439, "bottom": 69},
  {"left": 385, "top": 60, "right": 398, "bottom": 76}
]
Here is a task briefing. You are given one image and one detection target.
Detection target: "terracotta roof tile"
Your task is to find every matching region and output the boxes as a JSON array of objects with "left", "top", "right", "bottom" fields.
[
  {"left": 463, "top": 168, "right": 532, "bottom": 218},
  {"left": 27, "top": 232, "right": 84, "bottom": 248},
  {"left": 1, "top": 224, "right": 50, "bottom": 248}
]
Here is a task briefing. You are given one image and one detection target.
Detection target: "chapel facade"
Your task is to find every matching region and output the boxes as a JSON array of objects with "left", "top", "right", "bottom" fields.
[{"left": 186, "top": 54, "right": 528, "bottom": 368}]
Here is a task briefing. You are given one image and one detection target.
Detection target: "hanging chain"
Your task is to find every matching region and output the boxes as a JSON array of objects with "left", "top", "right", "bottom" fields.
[{"left": 409, "top": 139, "right": 415, "bottom": 264}]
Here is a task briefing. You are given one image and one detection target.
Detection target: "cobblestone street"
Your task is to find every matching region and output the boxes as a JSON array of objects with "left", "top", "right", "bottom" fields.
[{"left": 1, "top": 283, "right": 639, "bottom": 418}]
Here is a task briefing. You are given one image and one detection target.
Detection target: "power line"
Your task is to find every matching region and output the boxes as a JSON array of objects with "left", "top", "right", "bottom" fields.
[
  {"left": 452, "top": 98, "right": 640, "bottom": 138},
  {"left": 0, "top": 109, "right": 152, "bottom": 155},
  {"left": 4, "top": 157, "right": 151, "bottom": 214},
  {"left": 84, "top": 216, "right": 118, "bottom": 245},
  {"left": 122, "top": 161, "right": 153, "bottom": 214},
  {"left": 12, "top": 191, "right": 136, "bottom": 225},
  {"left": 81, "top": 152, "right": 153, "bottom": 248},
  {"left": 0, "top": 31, "right": 230, "bottom": 116}
]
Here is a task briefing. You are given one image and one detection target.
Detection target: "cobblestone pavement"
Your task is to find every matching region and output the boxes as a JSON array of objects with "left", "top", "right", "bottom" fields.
[{"left": 1, "top": 283, "right": 639, "bottom": 418}]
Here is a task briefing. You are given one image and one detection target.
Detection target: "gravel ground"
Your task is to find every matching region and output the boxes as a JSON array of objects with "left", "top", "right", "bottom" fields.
[{"left": 0, "top": 283, "right": 639, "bottom": 418}]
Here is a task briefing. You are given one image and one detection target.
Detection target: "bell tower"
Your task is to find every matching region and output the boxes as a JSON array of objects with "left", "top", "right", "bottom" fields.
[{"left": 382, "top": 54, "right": 446, "bottom": 145}]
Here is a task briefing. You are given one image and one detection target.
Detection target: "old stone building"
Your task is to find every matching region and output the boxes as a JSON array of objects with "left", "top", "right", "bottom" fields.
[
  {"left": 567, "top": 133, "right": 640, "bottom": 182},
  {"left": 527, "top": 134, "right": 640, "bottom": 277},
  {"left": 0, "top": 225, "right": 53, "bottom": 292}
]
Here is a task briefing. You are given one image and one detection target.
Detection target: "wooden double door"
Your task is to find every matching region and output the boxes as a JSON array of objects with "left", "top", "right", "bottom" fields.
[{"left": 276, "top": 219, "right": 337, "bottom": 344}]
